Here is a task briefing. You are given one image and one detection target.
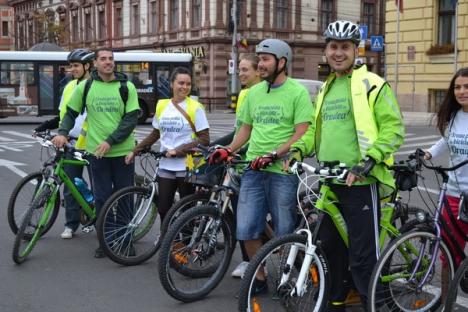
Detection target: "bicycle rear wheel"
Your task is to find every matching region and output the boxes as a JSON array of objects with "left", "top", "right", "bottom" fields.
[
  {"left": 12, "top": 184, "right": 57, "bottom": 264},
  {"left": 158, "top": 204, "right": 235, "bottom": 302},
  {"left": 97, "top": 185, "right": 160, "bottom": 266},
  {"left": 444, "top": 257, "right": 468, "bottom": 311},
  {"left": 8, "top": 171, "right": 60, "bottom": 237},
  {"left": 238, "top": 233, "right": 329, "bottom": 312},
  {"left": 368, "top": 230, "right": 455, "bottom": 312}
]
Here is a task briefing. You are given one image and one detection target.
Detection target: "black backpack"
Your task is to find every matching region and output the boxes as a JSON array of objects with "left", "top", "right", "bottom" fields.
[{"left": 81, "top": 78, "right": 129, "bottom": 113}]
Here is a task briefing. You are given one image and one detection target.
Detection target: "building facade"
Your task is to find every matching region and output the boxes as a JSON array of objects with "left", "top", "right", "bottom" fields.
[
  {"left": 9, "top": 0, "right": 385, "bottom": 108},
  {"left": 0, "top": 0, "right": 14, "bottom": 50},
  {"left": 385, "top": 0, "right": 468, "bottom": 112}
]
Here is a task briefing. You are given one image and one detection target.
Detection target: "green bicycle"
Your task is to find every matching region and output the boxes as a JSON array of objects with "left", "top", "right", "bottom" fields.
[{"left": 238, "top": 158, "right": 423, "bottom": 312}]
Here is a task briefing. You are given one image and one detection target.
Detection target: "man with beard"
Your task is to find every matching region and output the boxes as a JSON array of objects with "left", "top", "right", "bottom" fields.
[{"left": 208, "top": 39, "right": 313, "bottom": 294}]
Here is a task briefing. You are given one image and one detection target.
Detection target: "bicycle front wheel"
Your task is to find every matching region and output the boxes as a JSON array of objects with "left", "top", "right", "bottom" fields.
[
  {"left": 368, "top": 230, "right": 455, "bottom": 312},
  {"left": 8, "top": 171, "right": 60, "bottom": 237},
  {"left": 238, "top": 233, "right": 329, "bottom": 312},
  {"left": 97, "top": 186, "right": 160, "bottom": 266},
  {"left": 12, "top": 184, "right": 57, "bottom": 264},
  {"left": 158, "top": 204, "right": 235, "bottom": 303},
  {"left": 444, "top": 256, "right": 468, "bottom": 311}
]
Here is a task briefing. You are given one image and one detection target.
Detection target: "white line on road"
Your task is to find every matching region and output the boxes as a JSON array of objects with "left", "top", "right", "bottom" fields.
[
  {"left": 417, "top": 186, "right": 439, "bottom": 195},
  {"left": 404, "top": 135, "right": 440, "bottom": 142},
  {"left": 0, "top": 135, "right": 14, "bottom": 142},
  {"left": 1, "top": 131, "right": 39, "bottom": 140},
  {"left": 0, "top": 159, "right": 28, "bottom": 179}
]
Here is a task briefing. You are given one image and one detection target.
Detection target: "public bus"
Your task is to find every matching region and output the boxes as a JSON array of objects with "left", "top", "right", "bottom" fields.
[{"left": 0, "top": 51, "right": 193, "bottom": 123}]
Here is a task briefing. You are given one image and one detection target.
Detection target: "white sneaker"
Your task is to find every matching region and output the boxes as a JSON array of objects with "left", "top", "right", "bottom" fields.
[
  {"left": 60, "top": 227, "right": 74, "bottom": 239},
  {"left": 231, "top": 261, "right": 249, "bottom": 278}
]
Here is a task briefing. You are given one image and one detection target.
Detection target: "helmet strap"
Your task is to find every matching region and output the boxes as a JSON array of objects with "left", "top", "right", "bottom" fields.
[{"left": 266, "top": 58, "right": 285, "bottom": 93}]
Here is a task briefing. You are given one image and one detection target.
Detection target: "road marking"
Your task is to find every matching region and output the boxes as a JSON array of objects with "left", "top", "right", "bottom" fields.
[
  {"left": 417, "top": 186, "right": 439, "bottom": 195},
  {"left": 1, "top": 131, "right": 39, "bottom": 140},
  {"left": 0, "top": 159, "right": 28, "bottom": 178},
  {"left": 404, "top": 135, "right": 440, "bottom": 142},
  {"left": 0, "top": 135, "right": 14, "bottom": 142}
]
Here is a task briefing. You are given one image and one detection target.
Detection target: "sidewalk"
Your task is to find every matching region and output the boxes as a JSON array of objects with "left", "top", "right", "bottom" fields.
[{"left": 401, "top": 111, "right": 435, "bottom": 127}]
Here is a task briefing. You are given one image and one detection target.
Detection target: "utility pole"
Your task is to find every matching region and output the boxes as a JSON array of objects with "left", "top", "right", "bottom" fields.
[{"left": 230, "top": 0, "right": 239, "bottom": 109}]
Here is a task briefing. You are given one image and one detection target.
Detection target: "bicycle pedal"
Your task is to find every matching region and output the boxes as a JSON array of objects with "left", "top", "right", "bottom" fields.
[{"left": 82, "top": 226, "right": 94, "bottom": 234}]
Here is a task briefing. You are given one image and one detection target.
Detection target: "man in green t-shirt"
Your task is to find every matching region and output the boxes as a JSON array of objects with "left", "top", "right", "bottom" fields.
[
  {"left": 209, "top": 39, "right": 313, "bottom": 294},
  {"left": 302, "top": 21, "right": 404, "bottom": 311},
  {"left": 52, "top": 48, "right": 139, "bottom": 258}
]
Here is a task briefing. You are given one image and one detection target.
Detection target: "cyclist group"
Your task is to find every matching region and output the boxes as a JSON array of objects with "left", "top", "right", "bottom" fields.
[{"left": 33, "top": 19, "right": 467, "bottom": 311}]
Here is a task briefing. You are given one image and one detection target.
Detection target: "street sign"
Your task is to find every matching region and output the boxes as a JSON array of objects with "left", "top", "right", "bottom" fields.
[
  {"left": 359, "top": 25, "right": 368, "bottom": 41},
  {"left": 370, "top": 36, "right": 384, "bottom": 52}
]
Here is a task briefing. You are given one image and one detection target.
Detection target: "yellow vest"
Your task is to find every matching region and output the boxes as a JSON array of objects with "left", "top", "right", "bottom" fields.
[
  {"left": 60, "top": 79, "right": 87, "bottom": 150},
  {"left": 315, "top": 65, "right": 395, "bottom": 195},
  {"left": 236, "top": 89, "right": 248, "bottom": 114},
  {"left": 155, "top": 97, "right": 205, "bottom": 139}
]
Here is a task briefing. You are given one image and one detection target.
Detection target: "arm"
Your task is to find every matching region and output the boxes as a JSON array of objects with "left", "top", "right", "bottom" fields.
[
  {"left": 228, "top": 123, "right": 252, "bottom": 152},
  {"left": 276, "top": 122, "right": 310, "bottom": 157},
  {"left": 174, "top": 129, "right": 210, "bottom": 156},
  {"left": 34, "top": 116, "right": 60, "bottom": 133},
  {"left": 427, "top": 137, "right": 448, "bottom": 159},
  {"left": 58, "top": 107, "right": 80, "bottom": 137},
  {"left": 366, "top": 84, "right": 405, "bottom": 163},
  {"left": 133, "top": 128, "right": 160, "bottom": 154},
  {"left": 105, "top": 110, "right": 139, "bottom": 145}
]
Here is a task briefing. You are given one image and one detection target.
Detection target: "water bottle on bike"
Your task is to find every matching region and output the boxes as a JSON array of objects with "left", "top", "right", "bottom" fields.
[{"left": 74, "top": 178, "right": 93, "bottom": 203}]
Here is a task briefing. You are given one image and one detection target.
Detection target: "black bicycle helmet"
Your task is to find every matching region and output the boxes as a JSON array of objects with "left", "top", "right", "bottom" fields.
[
  {"left": 324, "top": 20, "right": 361, "bottom": 45},
  {"left": 67, "top": 48, "right": 94, "bottom": 64}
]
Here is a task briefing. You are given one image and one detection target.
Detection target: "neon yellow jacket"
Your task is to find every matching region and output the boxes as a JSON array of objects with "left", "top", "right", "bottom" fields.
[
  {"left": 59, "top": 79, "right": 87, "bottom": 149},
  {"left": 297, "top": 65, "right": 405, "bottom": 196}
]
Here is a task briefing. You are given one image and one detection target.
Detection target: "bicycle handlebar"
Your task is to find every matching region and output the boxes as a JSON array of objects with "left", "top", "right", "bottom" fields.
[
  {"left": 411, "top": 148, "right": 468, "bottom": 173},
  {"left": 290, "top": 161, "right": 348, "bottom": 180}
]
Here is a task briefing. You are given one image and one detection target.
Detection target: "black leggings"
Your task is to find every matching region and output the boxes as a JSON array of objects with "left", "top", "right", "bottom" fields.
[{"left": 157, "top": 176, "right": 194, "bottom": 222}]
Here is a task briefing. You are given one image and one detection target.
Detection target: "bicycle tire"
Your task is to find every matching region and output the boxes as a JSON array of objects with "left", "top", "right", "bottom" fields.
[
  {"left": 158, "top": 204, "right": 235, "bottom": 302},
  {"left": 159, "top": 192, "right": 211, "bottom": 238},
  {"left": 238, "top": 233, "right": 329, "bottom": 312},
  {"left": 12, "top": 184, "right": 57, "bottom": 264},
  {"left": 8, "top": 171, "right": 60, "bottom": 237},
  {"left": 368, "top": 230, "right": 455, "bottom": 312},
  {"left": 97, "top": 185, "right": 160, "bottom": 266},
  {"left": 444, "top": 256, "right": 468, "bottom": 311}
]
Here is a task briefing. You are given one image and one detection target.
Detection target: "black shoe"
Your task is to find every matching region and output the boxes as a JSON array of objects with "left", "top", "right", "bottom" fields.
[
  {"left": 325, "top": 302, "right": 345, "bottom": 312},
  {"left": 251, "top": 278, "right": 268, "bottom": 295},
  {"left": 94, "top": 247, "right": 106, "bottom": 258}
]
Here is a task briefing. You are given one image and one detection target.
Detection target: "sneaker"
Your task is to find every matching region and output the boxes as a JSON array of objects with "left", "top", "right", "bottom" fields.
[
  {"left": 344, "top": 288, "right": 362, "bottom": 305},
  {"left": 325, "top": 302, "right": 345, "bottom": 312},
  {"left": 251, "top": 278, "right": 268, "bottom": 295},
  {"left": 94, "top": 247, "right": 106, "bottom": 258},
  {"left": 60, "top": 227, "right": 74, "bottom": 239},
  {"left": 81, "top": 226, "right": 94, "bottom": 234},
  {"left": 231, "top": 261, "right": 249, "bottom": 278}
]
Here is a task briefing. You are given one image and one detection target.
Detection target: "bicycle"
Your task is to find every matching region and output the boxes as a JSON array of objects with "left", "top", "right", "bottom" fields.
[
  {"left": 11, "top": 133, "right": 95, "bottom": 264},
  {"left": 367, "top": 149, "right": 468, "bottom": 311},
  {"left": 95, "top": 148, "right": 165, "bottom": 266},
  {"left": 238, "top": 158, "right": 424, "bottom": 312},
  {"left": 158, "top": 154, "right": 251, "bottom": 302}
]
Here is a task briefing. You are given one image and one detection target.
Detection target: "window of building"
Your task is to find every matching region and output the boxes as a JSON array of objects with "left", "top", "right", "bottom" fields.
[
  {"left": 84, "top": 10, "right": 92, "bottom": 42},
  {"left": 149, "top": 0, "right": 158, "bottom": 33},
  {"left": 170, "top": 0, "right": 179, "bottom": 30},
  {"left": 431, "top": 89, "right": 448, "bottom": 112},
  {"left": 192, "top": 0, "right": 201, "bottom": 28},
  {"left": 114, "top": 3, "right": 123, "bottom": 38},
  {"left": 46, "top": 11, "right": 55, "bottom": 42},
  {"left": 2, "top": 21, "right": 8, "bottom": 37},
  {"left": 275, "top": 0, "right": 288, "bottom": 29},
  {"left": 28, "top": 20, "right": 34, "bottom": 47},
  {"left": 131, "top": 3, "right": 140, "bottom": 36},
  {"left": 71, "top": 10, "right": 79, "bottom": 42},
  {"left": 438, "top": 0, "right": 455, "bottom": 45},
  {"left": 321, "top": 0, "right": 334, "bottom": 32},
  {"left": 98, "top": 9, "right": 106, "bottom": 39},
  {"left": 362, "top": 1, "right": 376, "bottom": 35}
]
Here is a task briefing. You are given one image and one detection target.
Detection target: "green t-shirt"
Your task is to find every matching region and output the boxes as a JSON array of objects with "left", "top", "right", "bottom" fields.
[
  {"left": 239, "top": 78, "right": 313, "bottom": 174},
  {"left": 318, "top": 76, "right": 375, "bottom": 185},
  {"left": 67, "top": 79, "right": 139, "bottom": 157}
]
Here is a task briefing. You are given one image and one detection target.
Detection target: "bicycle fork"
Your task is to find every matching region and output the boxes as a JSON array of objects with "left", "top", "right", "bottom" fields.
[{"left": 279, "top": 229, "right": 316, "bottom": 297}]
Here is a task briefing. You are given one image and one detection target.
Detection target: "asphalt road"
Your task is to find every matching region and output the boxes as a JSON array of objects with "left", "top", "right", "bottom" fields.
[{"left": 0, "top": 114, "right": 459, "bottom": 312}]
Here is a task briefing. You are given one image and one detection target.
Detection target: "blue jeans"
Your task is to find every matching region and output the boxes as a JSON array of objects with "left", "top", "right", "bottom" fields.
[
  {"left": 236, "top": 170, "right": 298, "bottom": 241},
  {"left": 88, "top": 156, "right": 134, "bottom": 219}
]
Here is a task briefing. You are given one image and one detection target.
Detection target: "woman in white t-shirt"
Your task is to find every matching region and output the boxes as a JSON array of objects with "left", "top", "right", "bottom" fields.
[
  {"left": 425, "top": 67, "right": 468, "bottom": 268},
  {"left": 126, "top": 67, "right": 210, "bottom": 222}
]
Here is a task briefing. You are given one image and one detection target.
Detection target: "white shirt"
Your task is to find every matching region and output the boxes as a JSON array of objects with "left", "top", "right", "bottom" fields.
[
  {"left": 428, "top": 109, "right": 468, "bottom": 196},
  {"left": 59, "top": 96, "right": 86, "bottom": 139},
  {"left": 152, "top": 100, "right": 209, "bottom": 171}
]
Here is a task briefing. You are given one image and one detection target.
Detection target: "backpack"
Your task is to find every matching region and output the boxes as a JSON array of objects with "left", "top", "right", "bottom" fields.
[{"left": 81, "top": 79, "right": 129, "bottom": 113}]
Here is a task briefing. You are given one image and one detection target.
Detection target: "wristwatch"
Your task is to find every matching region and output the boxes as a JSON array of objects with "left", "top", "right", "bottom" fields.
[{"left": 270, "top": 150, "right": 278, "bottom": 160}]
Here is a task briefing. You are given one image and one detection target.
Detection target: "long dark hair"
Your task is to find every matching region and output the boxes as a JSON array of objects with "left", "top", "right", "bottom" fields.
[{"left": 436, "top": 67, "right": 468, "bottom": 135}]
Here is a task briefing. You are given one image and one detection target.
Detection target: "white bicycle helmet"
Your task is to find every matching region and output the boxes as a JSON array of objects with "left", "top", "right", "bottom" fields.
[
  {"left": 324, "top": 20, "right": 361, "bottom": 45},
  {"left": 67, "top": 48, "right": 94, "bottom": 64},
  {"left": 255, "top": 39, "right": 292, "bottom": 65}
]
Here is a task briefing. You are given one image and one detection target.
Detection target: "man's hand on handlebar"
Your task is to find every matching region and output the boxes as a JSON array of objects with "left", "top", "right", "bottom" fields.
[
  {"left": 208, "top": 146, "right": 232, "bottom": 165},
  {"left": 51, "top": 135, "right": 68, "bottom": 148}
]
